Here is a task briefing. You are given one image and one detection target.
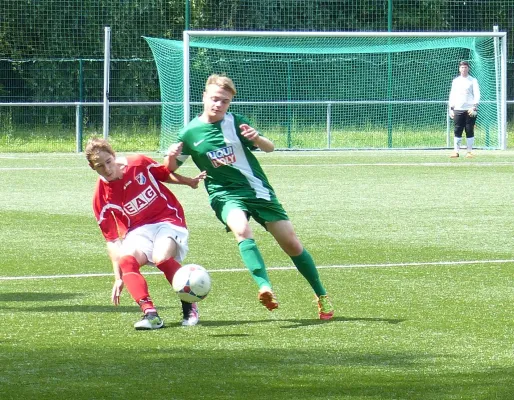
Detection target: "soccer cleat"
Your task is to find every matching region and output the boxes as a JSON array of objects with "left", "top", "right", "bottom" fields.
[
  {"left": 465, "top": 152, "right": 474, "bottom": 158},
  {"left": 181, "top": 301, "right": 199, "bottom": 326},
  {"left": 317, "top": 295, "right": 334, "bottom": 320},
  {"left": 134, "top": 312, "right": 164, "bottom": 330},
  {"left": 450, "top": 152, "right": 459, "bottom": 158},
  {"left": 258, "top": 287, "right": 279, "bottom": 311}
]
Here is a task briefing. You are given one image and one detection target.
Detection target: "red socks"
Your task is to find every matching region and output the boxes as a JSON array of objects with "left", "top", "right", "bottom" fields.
[
  {"left": 156, "top": 258, "right": 182, "bottom": 286},
  {"left": 119, "top": 255, "right": 156, "bottom": 314}
]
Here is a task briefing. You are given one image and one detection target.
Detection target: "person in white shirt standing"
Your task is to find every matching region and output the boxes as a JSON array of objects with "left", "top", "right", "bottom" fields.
[{"left": 448, "top": 61, "right": 481, "bottom": 158}]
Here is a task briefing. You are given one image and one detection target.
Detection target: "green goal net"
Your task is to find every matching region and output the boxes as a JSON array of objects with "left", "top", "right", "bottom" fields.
[{"left": 146, "top": 32, "right": 507, "bottom": 151}]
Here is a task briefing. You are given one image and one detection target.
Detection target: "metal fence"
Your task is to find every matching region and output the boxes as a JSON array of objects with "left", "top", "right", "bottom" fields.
[{"left": 0, "top": 0, "right": 513, "bottom": 151}]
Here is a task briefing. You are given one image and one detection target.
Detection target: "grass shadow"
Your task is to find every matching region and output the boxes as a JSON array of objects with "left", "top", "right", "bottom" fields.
[{"left": 0, "top": 292, "right": 83, "bottom": 302}]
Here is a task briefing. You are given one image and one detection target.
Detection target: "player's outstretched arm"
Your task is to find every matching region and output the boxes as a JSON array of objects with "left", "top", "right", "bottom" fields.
[
  {"left": 240, "top": 123, "right": 274, "bottom": 153},
  {"left": 106, "top": 240, "right": 123, "bottom": 305},
  {"left": 166, "top": 170, "right": 206, "bottom": 189}
]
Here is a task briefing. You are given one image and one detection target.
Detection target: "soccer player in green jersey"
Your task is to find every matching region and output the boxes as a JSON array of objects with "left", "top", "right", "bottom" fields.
[{"left": 165, "top": 74, "right": 334, "bottom": 320}]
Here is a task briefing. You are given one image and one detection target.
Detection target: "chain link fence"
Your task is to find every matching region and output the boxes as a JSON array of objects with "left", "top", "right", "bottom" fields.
[{"left": 0, "top": 0, "right": 512, "bottom": 151}]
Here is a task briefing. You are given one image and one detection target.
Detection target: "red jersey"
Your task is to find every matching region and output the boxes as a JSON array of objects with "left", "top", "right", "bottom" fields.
[{"left": 93, "top": 154, "right": 186, "bottom": 241}]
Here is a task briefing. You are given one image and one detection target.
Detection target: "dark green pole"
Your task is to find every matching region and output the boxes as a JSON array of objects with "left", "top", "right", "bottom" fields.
[
  {"left": 387, "top": 0, "right": 393, "bottom": 148},
  {"left": 77, "top": 59, "right": 84, "bottom": 152},
  {"left": 287, "top": 60, "right": 292, "bottom": 148},
  {"left": 185, "top": 0, "right": 190, "bottom": 30}
]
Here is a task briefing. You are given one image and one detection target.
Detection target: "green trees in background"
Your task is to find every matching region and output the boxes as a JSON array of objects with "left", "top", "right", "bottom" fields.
[{"left": 0, "top": 0, "right": 512, "bottom": 139}]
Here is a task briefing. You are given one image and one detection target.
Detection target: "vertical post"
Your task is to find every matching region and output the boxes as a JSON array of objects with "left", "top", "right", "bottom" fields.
[
  {"left": 326, "top": 103, "right": 332, "bottom": 149},
  {"left": 185, "top": 0, "right": 190, "bottom": 30},
  {"left": 446, "top": 112, "right": 451, "bottom": 148},
  {"left": 287, "top": 60, "right": 292, "bottom": 149},
  {"left": 500, "top": 32, "right": 507, "bottom": 149},
  {"left": 492, "top": 26, "right": 500, "bottom": 149},
  {"left": 76, "top": 105, "right": 82, "bottom": 153},
  {"left": 183, "top": 31, "right": 190, "bottom": 126},
  {"left": 388, "top": 0, "right": 393, "bottom": 30},
  {"left": 76, "top": 59, "right": 84, "bottom": 152},
  {"left": 491, "top": 25, "right": 500, "bottom": 148},
  {"left": 103, "top": 26, "right": 111, "bottom": 140},
  {"left": 387, "top": 0, "right": 393, "bottom": 148}
]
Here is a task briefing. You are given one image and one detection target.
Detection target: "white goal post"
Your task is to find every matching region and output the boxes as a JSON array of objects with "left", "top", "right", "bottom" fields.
[{"left": 178, "top": 30, "right": 508, "bottom": 150}]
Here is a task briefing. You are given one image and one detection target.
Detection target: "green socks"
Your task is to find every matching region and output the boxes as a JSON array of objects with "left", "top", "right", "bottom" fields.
[
  {"left": 238, "top": 239, "right": 271, "bottom": 289},
  {"left": 291, "top": 249, "right": 327, "bottom": 297},
  {"left": 238, "top": 240, "right": 326, "bottom": 296}
]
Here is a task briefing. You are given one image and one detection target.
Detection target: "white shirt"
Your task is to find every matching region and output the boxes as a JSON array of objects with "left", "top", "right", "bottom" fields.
[{"left": 448, "top": 75, "right": 480, "bottom": 111}]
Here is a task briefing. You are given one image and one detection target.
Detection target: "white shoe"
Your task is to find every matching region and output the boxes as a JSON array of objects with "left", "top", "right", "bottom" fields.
[
  {"left": 134, "top": 313, "right": 164, "bottom": 330},
  {"left": 181, "top": 301, "right": 199, "bottom": 326}
]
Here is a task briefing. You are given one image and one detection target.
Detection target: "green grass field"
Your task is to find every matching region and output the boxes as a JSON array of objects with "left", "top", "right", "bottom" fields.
[{"left": 1, "top": 150, "right": 514, "bottom": 399}]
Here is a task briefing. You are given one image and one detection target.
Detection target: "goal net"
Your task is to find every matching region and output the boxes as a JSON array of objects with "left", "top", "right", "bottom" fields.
[{"left": 145, "top": 31, "right": 507, "bottom": 151}]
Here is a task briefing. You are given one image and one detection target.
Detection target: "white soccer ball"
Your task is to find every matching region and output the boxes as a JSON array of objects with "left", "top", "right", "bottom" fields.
[{"left": 172, "top": 264, "right": 211, "bottom": 303}]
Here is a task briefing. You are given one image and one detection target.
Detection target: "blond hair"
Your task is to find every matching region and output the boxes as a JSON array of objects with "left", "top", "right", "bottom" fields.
[
  {"left": 205, "top": 74, "right": 237, "bottom": 96},
  {"left": 85, "top": 137, "right": 115, "bottom": 165}
]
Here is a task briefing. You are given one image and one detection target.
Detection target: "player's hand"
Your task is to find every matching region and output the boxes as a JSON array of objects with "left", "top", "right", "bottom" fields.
[
  {"left": 449, "top": 109, "right": 455, "bottom": 119},
  {"left": 111, "top": 278, "right": 124, "bottom": 306},
  {"left": 240, "top": 124, "right": 260, "bottom": 142},
  {"left": 167, "top": 142, "right": 183, "bottom": 158},
  {"left": 188, "top": 171, "right": 207, "bottom": 189},
  {"left": 467, "top": 107, "right": 477, "bottom": 117}
]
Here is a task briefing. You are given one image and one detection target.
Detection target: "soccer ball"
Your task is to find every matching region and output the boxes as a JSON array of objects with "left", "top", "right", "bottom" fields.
[{"left": 172, "top": 264, "right": 211, "bottom": 303}]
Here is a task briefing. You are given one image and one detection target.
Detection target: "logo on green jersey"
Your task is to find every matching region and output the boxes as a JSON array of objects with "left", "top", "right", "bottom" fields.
[{"left": 207, "top": 146, "right": 235, "bottom": 168}]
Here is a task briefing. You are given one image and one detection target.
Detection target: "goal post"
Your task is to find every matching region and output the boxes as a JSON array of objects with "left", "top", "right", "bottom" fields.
[{"left": 145, "top": 31, "right": 507, "bottom": 151}]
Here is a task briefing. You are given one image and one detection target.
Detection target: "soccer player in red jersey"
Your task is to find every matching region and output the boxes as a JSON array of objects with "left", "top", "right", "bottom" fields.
[{"left": 86, "top": 138, "right": 205, "bottom": 330}]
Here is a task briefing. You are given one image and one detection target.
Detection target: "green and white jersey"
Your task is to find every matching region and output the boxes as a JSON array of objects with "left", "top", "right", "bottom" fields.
[{"left": 177, "top": 113, "right": 276, "bottom": 202}]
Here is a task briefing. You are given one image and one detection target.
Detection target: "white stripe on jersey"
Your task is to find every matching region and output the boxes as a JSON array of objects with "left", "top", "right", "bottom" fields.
[
  {"left": 221, "top": 114, "right": 271, "bottom": 200},
  {"left": 98, "top": 203, "right": 128, "bottom": 227}
]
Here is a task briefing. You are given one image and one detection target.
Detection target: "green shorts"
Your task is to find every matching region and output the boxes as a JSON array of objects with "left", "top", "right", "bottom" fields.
[{"left": 210, "top": 195, "right": 289, "bottom": 230}]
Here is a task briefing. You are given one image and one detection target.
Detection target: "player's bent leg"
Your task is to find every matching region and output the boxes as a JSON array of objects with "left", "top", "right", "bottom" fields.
[
  {"left": 119, "top": 254, "right": 163, "bottom": 329},
  {"left": 153, "top": 234, "right": 179, "bottom": 265},
  {"left": 119, "top": 255, "right": 152, "bottom": 308},
  {"left": 238, "top": 238, "right": 271, "bottom": 286},
  {"left": 266, "top": 220, "right": 302, "bottom": 256},
  {"left": 290, "top": 249, "right": 326, "bottom": 294},
  {"left": 156, "top": 257, "right": 181, "bottom": 286},
  {"left": 267, "top": 221, "right": 334, "bottom": 319}
]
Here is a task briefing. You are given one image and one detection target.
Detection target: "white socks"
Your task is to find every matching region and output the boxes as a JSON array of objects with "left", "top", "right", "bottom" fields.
[{"left": 466, "top": 137, "right": 474, "bottom": 152}]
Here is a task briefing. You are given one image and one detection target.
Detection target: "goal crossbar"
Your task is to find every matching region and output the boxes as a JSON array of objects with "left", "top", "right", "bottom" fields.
[{"left": 146, "top": 30, "right": 508, "bottom": 150}]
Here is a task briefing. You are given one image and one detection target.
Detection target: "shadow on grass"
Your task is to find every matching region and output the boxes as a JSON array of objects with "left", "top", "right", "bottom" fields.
[
  {"left": 3, "top": 304, "right": 154, "bottom": 313},
  {"left": 3, "top": 344, "right": 514, "bottom": 400},
  {"left": 0, "top": 292, "right": 83, "bottom": 302},
  {"left": 188, "top": 316, "right": 406, "bottom": 329},
  {"left": 2, "top": 302, "right": 405, "bottom": 328}
]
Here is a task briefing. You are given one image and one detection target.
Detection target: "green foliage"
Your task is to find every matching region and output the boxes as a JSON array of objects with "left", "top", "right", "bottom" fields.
[{"left": 0, "top": 1, "right": 514, "bottom": 150}]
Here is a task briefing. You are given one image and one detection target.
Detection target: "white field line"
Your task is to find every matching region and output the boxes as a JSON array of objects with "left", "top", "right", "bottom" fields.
[
  {"left": 2, "top": 162, "right": 514, "bottom": 172},
  {"left": 0, "top": 167, "right": 86, "bottom": 171},
  {"left": 1, "top": 259, "right": 513, "bottom": 281}
]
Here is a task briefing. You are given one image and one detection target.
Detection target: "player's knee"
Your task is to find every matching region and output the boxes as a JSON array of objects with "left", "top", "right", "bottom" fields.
[
  {"left": 119, "top": 255, "right": 141, "bottom": 273},
  {"left": 228, "top": 221, "right": 252, "bottom": 241},
  {"left": 278, "top": 238, "right": 303, "bottom": 256},
  {"left": 153, "top": 237, "right": 178, "bottom": 264},
  {"left": 153, "top": 246, "right": 177, "bottom": 265}
]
